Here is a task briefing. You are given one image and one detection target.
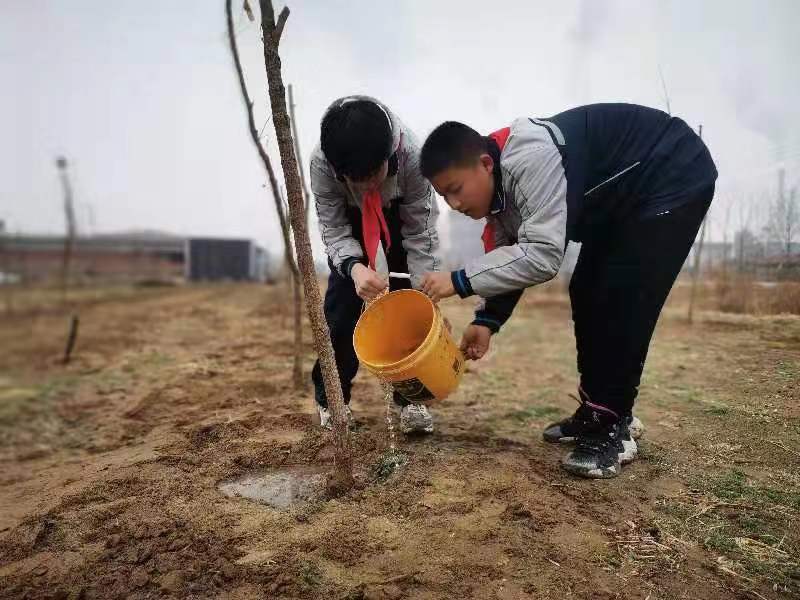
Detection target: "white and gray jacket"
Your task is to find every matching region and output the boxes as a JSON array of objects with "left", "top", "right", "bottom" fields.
[
  {"left": 451, "top": 104, "right": 716, "bottom": 333},
  {"left": 451, "top": 117, "right": 568, "bottom": 304},
  {"left": 310, "top": 96, "right": 441, "bottom": 289}
]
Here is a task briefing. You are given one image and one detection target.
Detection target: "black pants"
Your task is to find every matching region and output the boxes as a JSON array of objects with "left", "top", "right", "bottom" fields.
[
  {"left": 569, "top": 185, "right": 714, "bottom": 417},
  {"left": 312, "top": 201, "right": 412, "bottom": 409}
]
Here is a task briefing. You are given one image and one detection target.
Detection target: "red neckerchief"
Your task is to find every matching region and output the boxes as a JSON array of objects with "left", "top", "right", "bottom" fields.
[
  {"left": 362, "top": 188, "right": 391, "bottom": 269},
  {"left": 361, "top": 134, "right": 403, "bottom": 268},
  {"left": 482, "top": 127, "right": 511, "bottom": 252}
]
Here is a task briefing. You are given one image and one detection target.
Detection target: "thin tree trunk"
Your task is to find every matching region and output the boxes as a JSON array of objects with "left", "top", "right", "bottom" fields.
[
  {"left": 56, "top": 157, "right": 76, "bottom": 304},
  {"left": 62, "top": 315, "right": 79, "bottom": 364},
  {"left": 287, "top": 85, "right": 307, "bottom": 389},
  {"left": 259, "top": 0, "right": 353, "bottom": 493},
  {"left": 226, "top": 0, "right": 304, "bottom": 390},
  {"left": 788, "top": 189, "right": 796, "bottom": 261},
  {"left": 278, "top": 185, "right": 304, "bottom": 389},
  {"left": 288, "top": 84, "right": 311, "bottom": 217},
  {"left": 722, "top": 202, "right": 732, "bottom": 277},
  {"left": 292, "top": 272, "right": 303, "bottom": 388}
]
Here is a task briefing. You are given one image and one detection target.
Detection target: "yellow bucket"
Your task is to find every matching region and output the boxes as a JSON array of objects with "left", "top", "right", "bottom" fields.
[{"left": 353, "top": 289, "right": 464, "bottom": 403}]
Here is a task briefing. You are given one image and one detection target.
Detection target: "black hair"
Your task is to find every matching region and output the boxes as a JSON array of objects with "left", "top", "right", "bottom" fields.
[
  {"left": 420, "top": 121, "right": 487, "bottom": 179},
  {"left": 320, "top": 99, "right": 393, "bottom": 181}
]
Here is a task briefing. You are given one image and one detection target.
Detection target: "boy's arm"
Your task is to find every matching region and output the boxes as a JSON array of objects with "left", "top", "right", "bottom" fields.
[
  {"left": 451, "top": 146, "right": 567, "bottom": 299},
  {"left": 310, "top": 149, "right": 366, "bottom": 279},
  {"left": 398, "top": 138, "right": 442, "bottom": 289},
  {"left": 467, "top": 218, "right": 523, "bottom": 334},
  {"left": 472, "top": 291, "right": 525, "bottom": 334}
]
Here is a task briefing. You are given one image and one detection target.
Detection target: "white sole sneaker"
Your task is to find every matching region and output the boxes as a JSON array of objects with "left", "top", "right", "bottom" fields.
[
  {"left": 619, "top": 437, "right": 638, "bottom": 465},
  {"left": 399, "top": 404, "right": 434, "bottom": 435},
  {"left": 629, "top": 416, "right": 645, "bottom": 440}
]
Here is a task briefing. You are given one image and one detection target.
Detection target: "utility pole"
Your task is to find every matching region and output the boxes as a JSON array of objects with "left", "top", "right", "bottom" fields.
[
  {"left": 56, "top": 157, "right": 77, "bottom": 302},
  {"left": 688, "top": 125, "right": 707, "bottom": 324}
]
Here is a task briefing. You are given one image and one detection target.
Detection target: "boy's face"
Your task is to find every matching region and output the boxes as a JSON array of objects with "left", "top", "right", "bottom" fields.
[
  {"left": 345, "top": 160, "right": 389, "bottom": 195},
  {"left": 429, "top": 154, "right": 494, "bottom": 219}
]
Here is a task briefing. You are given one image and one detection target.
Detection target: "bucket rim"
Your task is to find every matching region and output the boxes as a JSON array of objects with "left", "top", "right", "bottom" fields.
[{"left": 353, "top": 289, "right": 441, "bottom": 373}]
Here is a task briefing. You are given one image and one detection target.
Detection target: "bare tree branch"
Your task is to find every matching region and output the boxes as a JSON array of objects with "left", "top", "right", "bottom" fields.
[
  {"left": 257, "top": 114, "right": 271, "bottom": 140},
  {"left": 243, "top": 0, "right": 254, "bottom": 21},
  {"left": 765, "top": 168, "right": 799, "bottom": 263},
  {"left": 273, "top": 6, "right": 289, "bottom": 45},
  {"left": 227, "top": 0, "right": 304, "bottom": 391},
  {"left": 225, "top": 0, "right": 297, "bottom": 278}
]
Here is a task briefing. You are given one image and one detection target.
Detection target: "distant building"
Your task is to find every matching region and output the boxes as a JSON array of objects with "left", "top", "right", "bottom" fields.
[
  {"left": 1, "top": 231, "right": 271, "bottom": 284},
  {"left": 685, "top": 241, "right": 733, "bottom": 272},
  {"left": 185, "top": 238, "right": 268, "bottom": 282},
  {"left": 752, "top": 254, "right": 800, "bottom": 280},
  {"left": 763, "top": 241, "right": 800, "bottom": 258}
]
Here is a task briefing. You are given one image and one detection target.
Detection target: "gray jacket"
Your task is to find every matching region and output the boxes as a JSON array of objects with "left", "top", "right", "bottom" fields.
[
  {"left": 461, "top": 118, "right": 567, "bottom": 299},
  {"left": 310, "top": 96, "right": 441, "bottom": 288}
]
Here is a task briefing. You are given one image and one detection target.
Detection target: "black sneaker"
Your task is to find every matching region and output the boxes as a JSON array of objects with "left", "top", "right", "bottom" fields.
[
  {"left": 561, "top": 423, "right": 624, "bottom": 479},
  {"left": 617, "top": 419, "right": 638, "bottom": 465},
  {"left": 561, "top": 413, "right": 625, "bottom": 479},
  {"left": 543, "top": 400, "right": 594, "bottom": 444},
  {"left": 543, "top": 394, "right": 644, "bottom": 443}
]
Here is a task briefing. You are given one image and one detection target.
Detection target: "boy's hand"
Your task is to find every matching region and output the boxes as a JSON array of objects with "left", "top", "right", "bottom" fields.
[
  {"left": 460, "top": 324, "right": 491, "bottom": 360},
  {"left": 352, "top": 264, "right": 388, "bottom": 300},
  {"left": 421, "top": 271, "right": 455, "bottom": 303}
]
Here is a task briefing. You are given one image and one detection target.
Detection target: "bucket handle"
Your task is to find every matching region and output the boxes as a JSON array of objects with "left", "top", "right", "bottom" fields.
[{"left": 360, "top": 272, "right": 410, "bottom": 314}]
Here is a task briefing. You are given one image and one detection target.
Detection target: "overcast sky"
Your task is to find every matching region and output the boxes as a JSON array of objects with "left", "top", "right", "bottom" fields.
[{"left": 2, "top": 0, "right": 799, "bottom": 257}]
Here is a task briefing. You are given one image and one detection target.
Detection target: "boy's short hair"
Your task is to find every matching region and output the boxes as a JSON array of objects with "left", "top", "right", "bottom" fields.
[
  {"left": 420, "top": 121, "right": 487, "bottom": 179},
  {"left": 321, "top": 99, "right": 393, "bottom": 181}
]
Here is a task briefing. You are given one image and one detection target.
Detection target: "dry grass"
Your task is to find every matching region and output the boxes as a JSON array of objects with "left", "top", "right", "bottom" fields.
[
  {"left": 714, "top": 274, "right": 758, "bottom": 314},
  {"left": 765, "top": 281, "right": 800, "bottom": 314},
  {"left": 0, "top": 281, "right": 173, "bottom": 317},
  {"left": 604, "top": 520, "right": 687, "bottom": 574},
  {"left": 654, "top": 472, "right": 800, "bottom": 590},
  {"left": 714, "top": 274, "right": 800, "bottom": 315},
  {"left": 535, "top": 271, "right": 800, "bottom": 316}
]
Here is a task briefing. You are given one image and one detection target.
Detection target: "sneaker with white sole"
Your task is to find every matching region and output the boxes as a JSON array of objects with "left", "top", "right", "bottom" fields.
[
  {"left": 561, "top": 407, "right": 638, "bottom": 479},
  {"left": 627, "top": 415, "right": 645, "bottom": 440},
  {"left": 399, "top": 404, "right": 434, "bottom": 434},
  {"left": 317, "top": 404, "right": 353, "bottom": 430},
  {"left": 543, "top": 390, "right": 644, "bottom": 444}
]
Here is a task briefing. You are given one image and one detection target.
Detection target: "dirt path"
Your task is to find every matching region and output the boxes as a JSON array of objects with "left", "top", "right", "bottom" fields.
[{"left": 0, "top": 284, "right": 797, "bottom": 599}]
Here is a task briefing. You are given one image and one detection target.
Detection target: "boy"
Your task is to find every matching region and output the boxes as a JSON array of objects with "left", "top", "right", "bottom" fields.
[
  {"left": 418, "top": 103, "right": 716, "bottom": 478},
  {"left": 310, "top": 95, "right": 441, "bottom": 434}
]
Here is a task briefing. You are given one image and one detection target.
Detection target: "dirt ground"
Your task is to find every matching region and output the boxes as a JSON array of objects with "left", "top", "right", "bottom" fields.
[{"left": 0, "top": 282, "right": 798, "bottom": 600}]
